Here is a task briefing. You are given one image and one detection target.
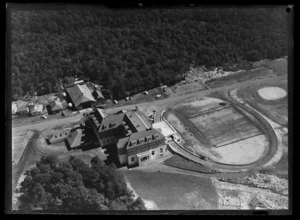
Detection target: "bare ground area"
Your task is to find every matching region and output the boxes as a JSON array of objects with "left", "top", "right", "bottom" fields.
[
  {"left": 206, "top": 67, "right": 277, "bottom": 89},
  {"left": 168, "top": 81, "right": 207, "bottom": 97},
  {"left": 211, "top": 176, "right": 288, "bottom": 210},
  {"left": 213, "top": 135, "right": 267, "bottom": 165}
]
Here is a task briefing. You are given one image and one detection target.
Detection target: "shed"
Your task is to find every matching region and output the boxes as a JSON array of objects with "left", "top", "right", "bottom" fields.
[
  {"left": 49, "top": 129, "right": 71, "bottom": 144},
  {"left": 65, "top": 129, "right": 82, "bottom": 149},
  {"left": 49, "top": 99, "right": 63, "bottom": 114},
  {"left": 29, "top": 103, "right": 44, "bottom": 116},
  {"left": 12, "top": 103, "right": 17, "bottom": 115}
]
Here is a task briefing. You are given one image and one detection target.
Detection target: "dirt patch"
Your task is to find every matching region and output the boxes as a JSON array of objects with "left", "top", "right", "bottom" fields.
[
  {"left": 206, "top": 67, "right": 276, "bottom": 89},
  {"left": 213, "top": 135, "right": 267, "bottom": 165},
  {"left": 211, "top": 177, "right": 288, "bottom": 209},
  {"left": 258, "top": 87, "right": 287, "bottom": 100},
  {"left": 168, "top": 81, "right": 207, "bottom": 97}
]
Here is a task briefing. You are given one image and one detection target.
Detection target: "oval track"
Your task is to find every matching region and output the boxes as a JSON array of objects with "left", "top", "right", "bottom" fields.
[{"left": 162, "top": 90, "right": 278, "bottom": 173}]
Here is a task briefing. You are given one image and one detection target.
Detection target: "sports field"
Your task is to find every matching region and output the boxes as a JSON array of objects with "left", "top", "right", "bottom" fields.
[
  {"left": 237, "top": 81, "right": 288, "bottom": 127},
  {"left": 189, "top": 106, "right": 262, "bottom": 147}
]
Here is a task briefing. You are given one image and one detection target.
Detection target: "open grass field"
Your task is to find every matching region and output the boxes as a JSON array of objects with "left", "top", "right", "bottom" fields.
[
  {"left": 121, "top": 170, "right": 219, "bottom": 210},
  {"left": 206, "top": 67, "right": 276, "bottom": 89},
  {"left": 237, "top": 81, "right": 288, "bottom": 127},
  {"left": 189, "top": 106, "right": 262, "bottom": 147}
]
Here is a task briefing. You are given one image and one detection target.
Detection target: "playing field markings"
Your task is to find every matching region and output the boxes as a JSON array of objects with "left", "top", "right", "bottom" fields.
[
  {"left": 188, "top": 106, "right": 262, "bottom": 148},
  {"left": 188, "top": 104, "right": 231, "bottom": 119}
]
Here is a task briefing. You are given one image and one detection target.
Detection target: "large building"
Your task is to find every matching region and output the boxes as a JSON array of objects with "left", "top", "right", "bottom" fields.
[
  {"left": 66, "top": 84, "right": 97, "bottom": 110},
  {"left": 83, "top": 107, "right": 171, "bottom": 167}
]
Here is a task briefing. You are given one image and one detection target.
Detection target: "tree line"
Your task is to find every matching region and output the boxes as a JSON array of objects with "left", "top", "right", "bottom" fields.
[
  {"left": 11, "top": 7, "right": 287, "bottom": 101},
  {"left": 17, "top": 155, "right": 146, "bottom": 211}
]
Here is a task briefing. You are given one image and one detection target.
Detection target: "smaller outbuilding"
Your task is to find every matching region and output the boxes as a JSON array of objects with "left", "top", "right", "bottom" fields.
[
  {"left": 48, "top": 99, "right": 63, "bottom": 114},
  {"left": 12, "top": 103, "right": 17, "bottom": 115},
  {"left": 16, "top": 104, "right": 29, "bottom": 116},
  {"left": 49, "top": 129, "right": 71, "bottom": 144},
  {"left": 28, "top": 103, "right": 44, "bottom": 116},
  {"left": 65, "top": 129, "right": 83, "bottom": 150}
]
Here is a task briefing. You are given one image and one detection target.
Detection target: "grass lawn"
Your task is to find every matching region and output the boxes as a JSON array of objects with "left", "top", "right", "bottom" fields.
[
  {"left": 163, "top": 154, "right": 216, "bottom": 174},
  {"left": 121, "top": 170, "right": 219, "bottom": 210}
]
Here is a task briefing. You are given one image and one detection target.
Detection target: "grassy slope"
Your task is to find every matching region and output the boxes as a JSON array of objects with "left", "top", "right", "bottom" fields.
[
  {"left": 121, "top": 170, "right": 218, "bottom": 210},
  {"left": 163, "top": 154, "right": 216, "bottom": 174}
]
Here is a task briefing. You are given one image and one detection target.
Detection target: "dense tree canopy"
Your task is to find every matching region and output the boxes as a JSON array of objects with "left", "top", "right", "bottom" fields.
[
  {"left": 11, "top": 7, "right": 287, "bottom": 100},
  {"left": 17, "top": 155, "right": 146, "bottom": 211}
]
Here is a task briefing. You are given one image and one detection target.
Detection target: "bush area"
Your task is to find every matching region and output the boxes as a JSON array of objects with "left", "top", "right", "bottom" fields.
[
  {"left": 16, "top": 155, "right": 146, "bottom": 211},
  {"left": 163, "top": 154, "right": 216, "bottom": 174},
  {"left": 11, "top": 7, "right": 287, "bottom": 101}
]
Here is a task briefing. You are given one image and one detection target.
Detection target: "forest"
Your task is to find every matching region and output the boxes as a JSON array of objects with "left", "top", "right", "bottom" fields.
[
  {"left": 17, "top": 155, "right": 146, "bottom": 211},
  {"left": 11, "top": 7, "right": 287, "bottom": 101}
]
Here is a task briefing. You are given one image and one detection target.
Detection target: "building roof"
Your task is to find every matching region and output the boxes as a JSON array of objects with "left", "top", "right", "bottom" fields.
[
  {"left": 117, "top": 136, "right": 130, "bottom": 151},
  {"left": 66, "top": 84, "right": 96, "bottom": 107},
  {"left": 127, "top": 129, "right": 164, "bottom": 150},
  {"left": 93, "top": 90, "right": 104, "bottom": 99},
  {"left": 50, "top": 99, "right": 63, "bottom": 111},
  {"left": 12, "top": 103, "right": 17, "bottom": 114},
  {"left": 16, "top": 105, "right": 28, "bottom": 113},
  {"left": 66, "top": 129, "right": 82, "bottom": 148},
  {"left": 152, "top": 121, "right": 177, "bottom": 138},
  {"left": 30, "top": 103, "right": 44, "bottom": 113},
  {"left": 96, "top": 108, "right": 106, "bottom": 119},
  {"left": 99, "top": 113, "right": 125, "bottom": 131},
  {"left": 125, "top": 111, "right": 150, "bottom": 132},
  {"left": 126, "top": 129, "right": 165, "bottom": 156}
]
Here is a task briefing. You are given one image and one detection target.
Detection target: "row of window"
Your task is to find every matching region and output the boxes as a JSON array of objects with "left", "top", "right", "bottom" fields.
[
  {"left": 131, "top": 147, "right": 167, "bottom": 162},
  {"left": 54, "top": 132, "right": 68, "bottom": 139}
]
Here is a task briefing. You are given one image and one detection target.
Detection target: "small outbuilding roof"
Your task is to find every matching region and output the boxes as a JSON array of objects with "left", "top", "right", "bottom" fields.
[
  {"left": 66, "top": 129, "right": 82, "bottom": 148},
  {"left": 50, "top": 99, "right": 63, "bottom": 111},
  {"left": 12, "top": 103, "right": 17, "bottom": 114},
  {"left": 30, "top": 103, "right": 44, "bottom": 113}
]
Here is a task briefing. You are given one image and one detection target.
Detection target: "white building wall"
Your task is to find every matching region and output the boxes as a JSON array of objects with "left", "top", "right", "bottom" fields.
[
  {"left": 118, "top": 154, "right": 128, "bottom": 165},
  {"left": 128, "top": 155, "right": 138, "bottom": 166}
]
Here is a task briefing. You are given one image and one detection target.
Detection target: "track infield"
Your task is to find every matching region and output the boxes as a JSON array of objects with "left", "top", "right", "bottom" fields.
[{"left": 188, "top": 105, "right": 262, "bottom": 147}]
